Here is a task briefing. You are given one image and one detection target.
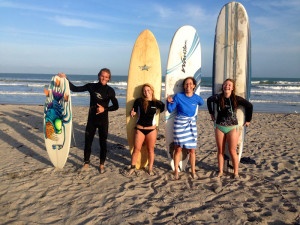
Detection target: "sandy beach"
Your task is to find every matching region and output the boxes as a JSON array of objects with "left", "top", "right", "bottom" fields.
[{"left": 0, "top": 104, "right": 299, "bottom": 224}]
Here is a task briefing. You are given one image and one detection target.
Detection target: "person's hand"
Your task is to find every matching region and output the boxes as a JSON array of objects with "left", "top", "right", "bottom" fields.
[
  {"left": 167, "top": 95, "right": 173, "bottom": 103},
  {"left": 96, "top": 103, "right": 105, "bottom": 115},
  {"left": 57, "top": 72, "right": 66, "bottom": 78},
  {"left": 244, "top": 121, "right": 250, "bottom": 127},
  {"left": 210, "top": 114, "right": 215, "bottom": 121},
  {"left": 130, "top": 108, "right": 136, "bottom": 117}
]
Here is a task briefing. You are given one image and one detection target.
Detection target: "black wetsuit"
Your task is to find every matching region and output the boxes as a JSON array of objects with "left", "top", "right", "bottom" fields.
[
  {"left": 207, "top": 94, "right": 253, "bottom": 126},
  {"left": 133, "top": 98, "right": 165, "bottom": 127},
  {"left": 69, "top": 81, "right": 119, "bottom": 165}
]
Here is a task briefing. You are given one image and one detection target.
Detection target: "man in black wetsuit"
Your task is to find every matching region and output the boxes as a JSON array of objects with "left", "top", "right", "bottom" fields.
[{"left": 58, "top": 68, "right": 119, "bottom": 173}]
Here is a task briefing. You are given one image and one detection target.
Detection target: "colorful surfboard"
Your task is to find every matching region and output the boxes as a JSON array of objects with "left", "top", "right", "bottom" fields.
[
  {"left": 213, "top": 2, "right": 251, "bottom": 171},
  {"left": 165, "top": 25, "right": 202, "bottom": 172},
  {"left": 126, "top": 29, "right": 162, "bottom": 170},
  {"left": 43, "top": 75, "right": 72, "bottom": 169}
]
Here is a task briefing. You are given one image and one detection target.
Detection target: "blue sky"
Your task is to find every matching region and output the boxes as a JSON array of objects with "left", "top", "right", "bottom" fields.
[{"left": 0, "top": 0, "right": 299, "bottom": 78}]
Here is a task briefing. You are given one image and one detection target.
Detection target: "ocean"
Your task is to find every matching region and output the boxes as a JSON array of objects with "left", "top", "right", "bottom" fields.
[{"left": 0, "top": 73, "right": 299, "bottom": 114}]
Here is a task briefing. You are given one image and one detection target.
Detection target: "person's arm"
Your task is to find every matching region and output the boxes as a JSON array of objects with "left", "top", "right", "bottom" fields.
[
  {"left": 130, "top": 98, "right": 139, "bottom": 117},
  {"left": 207, "top": 95, "right": 218, "bottom": 121},
  {"left": 207, "top": 95, "right": 216, "bottom": 115},
  {"left": 197, "top": 95, "right": 204, "bottom": 106},
  {"left": 68, "top": 80, "right": 88, "bottom": 92},
  {"left": 237, "top": 96, "right": 253, "bottom": 123},
  {"left": 156, "top": 100, "right": 165, "bottom": 113},
  {"left": 106, "top": 88, "right": 119, "bottom": 111},
  {"left": 166, "top": 95, "right": 176, "bottom": 113}
]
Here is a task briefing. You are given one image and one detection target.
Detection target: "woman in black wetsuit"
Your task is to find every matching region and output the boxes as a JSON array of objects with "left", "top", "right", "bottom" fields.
[
  {"left": 124, "top": 83, "right": 165, "bottom": 176},
  {"left": 58, "top": 68, "right": 119, "bottom": 173},
  {"left": 207, "top": 78, "right": 253, "bottom": 179}
]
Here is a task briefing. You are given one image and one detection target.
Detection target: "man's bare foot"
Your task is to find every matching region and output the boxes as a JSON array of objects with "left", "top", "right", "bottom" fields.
[
  {"left": 82, "top": 163, "right": 89, "bottom": 171},
  {"left": 99, "top": 164, "right": 105, "bottom": 174}
]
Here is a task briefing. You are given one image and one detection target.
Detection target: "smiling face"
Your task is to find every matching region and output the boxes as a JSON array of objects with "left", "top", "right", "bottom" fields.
[
  {"left": 99, "top": 71, "right": 110, "bottom": 85},
  {"left": 222, "top": 79, "right": 234, "bottom": 96},
  {"left": 183, "top": 78, "right": 196, "bottom": 96},
  {"left": 223, "top": 80, "right": 234, "bottom": 91},
  {"left": 143, "top": 85, "right": 153, "bottom": 100}
]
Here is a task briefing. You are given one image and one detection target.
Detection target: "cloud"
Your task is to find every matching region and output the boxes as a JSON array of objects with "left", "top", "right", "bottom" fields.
[
  {"left": 153, "top": 4, "right": 173, "bottom": 18},
  {"left": 152, "top": 3, "right": 208, "bottom": 22},
  {"left": 183, "top": 4, "right": 206, "bottom": 20},
  {"left": 51, "top": 16, "right": 98, "bottom": 29}
]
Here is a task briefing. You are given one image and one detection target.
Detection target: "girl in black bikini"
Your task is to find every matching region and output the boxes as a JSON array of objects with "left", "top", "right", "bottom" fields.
[{"left": 124, "top": 83, "right": 165, "bottom": 176}]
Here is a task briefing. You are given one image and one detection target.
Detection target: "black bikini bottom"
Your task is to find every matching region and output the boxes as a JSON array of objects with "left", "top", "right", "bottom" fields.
[{"left": 135, "top": 127, "right": 155, "bottom": 135}]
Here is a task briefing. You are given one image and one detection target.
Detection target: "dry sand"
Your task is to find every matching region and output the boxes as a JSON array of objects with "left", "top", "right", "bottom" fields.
[{"left": 0, "top": 104, "right": 299, "bottom": 224}]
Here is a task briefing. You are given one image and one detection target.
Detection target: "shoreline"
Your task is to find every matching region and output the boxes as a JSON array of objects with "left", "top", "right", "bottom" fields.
[
  {"left": 1, "top": 102, "right": 299, "bottom": 115},
  {"left": 0, "top": 104, "right": 299, "bottom": 224}
]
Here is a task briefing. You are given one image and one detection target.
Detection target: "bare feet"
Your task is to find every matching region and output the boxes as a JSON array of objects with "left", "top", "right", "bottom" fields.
[
  {"left": 148, "top": 170, "right": 155, "bottom": 176},
  {"left": 174, "top": 171, "right": 179, "bottom": 180},
  {"left": 99, "top": 164, "right": 105, "bottom": 174},
  {"left": 233, "top": 174, "right": 240, "bottom": 179},
  {"left": 81, "top": 163, "right": 89, "bottom": 171},
  {"left": 217, "top": 172, "right": 223, "bottom": 178},
  {"left": 191, "top": 172, "right": 196, "bottom": 179},
  {"left": 121, "top": 166, "right": 136, "bottom": 177}
]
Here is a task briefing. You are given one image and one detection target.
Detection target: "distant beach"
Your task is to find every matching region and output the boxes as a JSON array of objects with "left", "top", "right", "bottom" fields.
[{"left": 0, "top": 104, "right": 299, "bottom": 224}]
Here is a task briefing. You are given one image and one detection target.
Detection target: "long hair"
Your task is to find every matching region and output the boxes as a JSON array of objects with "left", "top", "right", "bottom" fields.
[
  {"left": 142, "top": 83, "right": 156, "bottom": 112},
  {"left": 220, "top": 78, "right": 238, "bottom": 110}
]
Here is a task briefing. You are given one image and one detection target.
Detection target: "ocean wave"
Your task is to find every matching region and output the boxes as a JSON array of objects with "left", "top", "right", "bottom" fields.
[
  {"left": 251, "top": 99, "right": 300, "bottom": 104},
  {"left": 251, "top": 90, "right": 300, "bottom": 94},
  {"left": 252, "top": 80, "right": 300, "bottom": 85},
  {"left": 255, "top": 85, "right": 300, "bottom": 90}
]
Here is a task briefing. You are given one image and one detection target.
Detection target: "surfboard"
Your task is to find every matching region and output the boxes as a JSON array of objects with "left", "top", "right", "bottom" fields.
[
  {"left": 43, "top": 75, "right": 72, "bottom": 169},
  {"left": 212, "top": 2, "right": 251, "bottom": 171},
  {"left": 126, "top": 29, "right": 162, "bottom": 170},
  {"left": 165, "top": 25, "right": 202, "bottom": 172}
]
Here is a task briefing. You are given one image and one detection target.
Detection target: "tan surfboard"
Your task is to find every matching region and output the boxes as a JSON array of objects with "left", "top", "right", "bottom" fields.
[{"left": 126, "top": 29, "right": 162, "bottom": 169}]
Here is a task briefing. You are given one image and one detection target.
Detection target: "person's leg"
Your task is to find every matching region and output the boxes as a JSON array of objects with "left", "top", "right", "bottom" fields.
[
  {"left": 226, "top": 128, "right": 239, "bottom": 177},
  {"left": 174, "top": 145, "right": 182, "bottom": 179},
  {"left": 83, "top": 121, "right": 97, "bottom": 169},
  {"left": 215, "top": 128, "right": 226, "bottom": 176},
  {"left": 145, "top": 129, "right": 157, "bottom": 175},
  {"left": 189, "top": 148, "right": 196, "bottom": 178},
  {"left": 98, "top": 120, "right": 108, "bottom": 173},
  {"left": 127, "top": 129, "right": 145, "bottom": 174}
]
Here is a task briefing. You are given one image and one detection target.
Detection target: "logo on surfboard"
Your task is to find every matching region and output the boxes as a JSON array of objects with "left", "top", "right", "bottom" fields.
[
  {"left": 181, "top": 40, "right": 187, "bottom": 73},
  {"left": 139, "top": 64, "right": 151, "bottom": 71}
]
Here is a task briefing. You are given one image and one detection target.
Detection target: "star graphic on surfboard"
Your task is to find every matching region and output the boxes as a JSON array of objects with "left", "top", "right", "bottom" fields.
[{"left": 139, "top": 64, "right": 151, "bottom": 71}]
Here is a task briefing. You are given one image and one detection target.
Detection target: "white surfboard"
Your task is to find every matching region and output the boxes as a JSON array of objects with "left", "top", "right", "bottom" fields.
[
  {"left": 213, "top": 2, "right": 251, "bottom": 169},
  {"left": 43, "top": 75, "right": 72, "bottom": 169},
  {"left": 165, "top": 25, "right": 202, "bottom": 172}
]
